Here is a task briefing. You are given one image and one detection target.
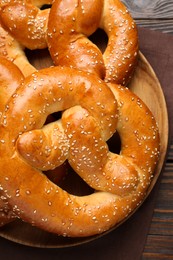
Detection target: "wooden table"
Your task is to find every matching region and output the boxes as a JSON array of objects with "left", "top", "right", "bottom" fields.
[
  {"left": 0, "top": 1, "right": 172, "bottom": 259},
  {"left": 122, "top": 0, "right": 173, "bottom": 258}
]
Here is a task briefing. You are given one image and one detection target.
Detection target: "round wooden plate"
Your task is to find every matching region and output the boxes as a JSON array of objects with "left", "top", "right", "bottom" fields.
[{"left": 0, "top": 52, "right": 169, "bottom": 248}]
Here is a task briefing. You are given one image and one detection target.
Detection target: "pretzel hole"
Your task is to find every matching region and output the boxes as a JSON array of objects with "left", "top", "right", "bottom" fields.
[
  {"left": 107, "top": 131, "right": 121, "bottom": 154},
  {"left": 44, "top": 111, "right": 62, "bottom": 125},
  {"left": 25, "top": 48, "right": 53, "bottom": 70},
  {"left": 40, "top": 4, "right": 51, "bottom": 10},
  {"left": 60, "top": 167, "right": 94, "bottom": 196},
  {"left": 45, "top": 163, "right": 94, "bottom": 196},
  {"left": 89, "top": 28, "right": 108, "bottom": 53}
]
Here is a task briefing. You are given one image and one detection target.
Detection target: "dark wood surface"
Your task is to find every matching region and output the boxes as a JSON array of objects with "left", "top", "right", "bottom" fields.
[
  {"left": 123, "top": 0, "right": 173, "bottom": 33},
  {"left": 122, "top": 0, "right": 173, "bottom": 258},
  {"left": 143, "top": 140, "right": 173, "bottom": 259}
]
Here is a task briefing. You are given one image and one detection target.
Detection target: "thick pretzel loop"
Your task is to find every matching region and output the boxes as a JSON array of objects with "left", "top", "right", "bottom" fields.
[
  {"left": 0, "top": 65, "right": 160, "bottom": 237},
  {"left": 0, "top": 58, "right": 24, "bottom": 226},
  {"left": 47, "top": 0, "right": 138, "bottom": 85},
  {"left": 0, "top": 0, "right": 52, "bottom": 76},
  {"left": 0, "top": 59, "right": 66, "bottom": 226},
  {"left": 0, "top": 23, "right": 36, "bottom": 77}
]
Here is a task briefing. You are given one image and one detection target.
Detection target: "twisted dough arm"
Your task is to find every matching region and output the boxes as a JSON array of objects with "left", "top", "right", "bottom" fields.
[
  {"left": 0, "top": 57, "right": 24, "bottom": 113},
  {"left": 0, "top": 60, "right": 66, "bottom": 227},
  {"left": 101, "top": 0, "right": 139, "bottom": 85},
  {"left": 109, "top": 84, "right": 160, "bottom": 170},
  {"left": 0, "top": 66, "right": 159, "bottom": 237},
  {"left": 0, "top": 58, "right": 24, "bottom": 226},
  {"left": 47, "top": 0, "right": 138, "bottom": 85},
  {"left": 17, "top": 120, "right": 70, "bottom": 171},
  {"left": 62, "top": 106, "right": 140, "bottom": 196},
  {"left": 0, "top": 23, "right": 36, "bottom": 76},
  {"left": 47, "top": 0, "right": 105, "bottom": 79}
]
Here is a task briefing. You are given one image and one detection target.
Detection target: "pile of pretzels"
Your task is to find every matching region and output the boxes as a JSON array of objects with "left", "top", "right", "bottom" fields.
[{"left": 0, "top": 0, "right": 160, "bottom": 238}]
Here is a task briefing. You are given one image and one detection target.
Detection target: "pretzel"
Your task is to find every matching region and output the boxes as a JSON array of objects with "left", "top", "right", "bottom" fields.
[
  {"left": 0, "top": 65, "right": 160, "bottom": 237},
  {"left": 0, "top": 0, "right": 52, "bottom": 76},
  {"left": 47, "top": 0, "right": 139, "bottom": 86}
]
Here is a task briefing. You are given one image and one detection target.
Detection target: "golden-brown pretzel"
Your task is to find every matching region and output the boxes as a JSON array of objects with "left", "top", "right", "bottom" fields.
[
  {"left": 0, "top": 65, "right": 159, "bottom": 237},
  {"left": 0, "top": 0, "right": 52, "bottom": 76},
  {"left": 47, "top": 0, "right": 139, "bottom": 85}
]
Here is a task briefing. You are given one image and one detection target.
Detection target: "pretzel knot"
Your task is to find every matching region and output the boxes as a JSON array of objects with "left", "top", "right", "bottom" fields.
[
  {"left": 47, "top": 0, "right": 139, "bottom": 85},
  {"left": 0, "top": 66, "right": 160, "bottom": 237}
]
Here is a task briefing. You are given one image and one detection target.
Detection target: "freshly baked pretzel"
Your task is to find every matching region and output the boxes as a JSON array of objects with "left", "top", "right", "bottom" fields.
[
  {"left": 0, "top": 65, "right": 160, "bottom": 237},
  {"left": 47, "top": 0, "right": 139, "bottom": 85},
  {"left": 0, "top": 0, "right": 52, "bottom": 76}
]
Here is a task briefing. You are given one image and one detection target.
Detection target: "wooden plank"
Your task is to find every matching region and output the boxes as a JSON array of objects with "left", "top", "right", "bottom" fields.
[
  {"left": 168, "top": 141, "right": 173, "bottom": 160},
  {"left": 143, "top": 145, "right": 173, "bottom": 257},
  {"left": 135, "top": 20, "right": 173, "bottom": 34},
  {"left": 143, "top": 235, "right": 173, "bottom": 259},
  {"left": 122, "top": 0, "right": 173, "bottom": 33},
  {"left": 122, "top": 0, "right": 173, "bottom": 19},
  {"left": 149, "top": 212, "right": 173, "bottom": 236}
]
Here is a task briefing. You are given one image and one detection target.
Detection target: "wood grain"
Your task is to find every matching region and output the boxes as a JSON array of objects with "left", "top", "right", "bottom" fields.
[
  {"left": 143, "top": 140, "right": 173, "bottom": 259},
  {"left": 122, "top": 0, "right": 173, "bottom": 18},
  {"left": 123, "top": 0, "right": 173, "bottom": 33}
]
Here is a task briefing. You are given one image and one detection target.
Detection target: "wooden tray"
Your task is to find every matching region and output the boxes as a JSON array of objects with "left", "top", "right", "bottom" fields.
[{"left": 0, "top": 52, "right": 169, "bottom": 248}]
